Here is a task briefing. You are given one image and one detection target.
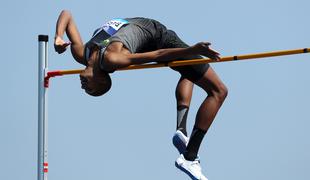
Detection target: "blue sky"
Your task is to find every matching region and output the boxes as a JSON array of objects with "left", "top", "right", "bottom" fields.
[{"left": 1, "top": 0, "right": 310, "bottom": 180}]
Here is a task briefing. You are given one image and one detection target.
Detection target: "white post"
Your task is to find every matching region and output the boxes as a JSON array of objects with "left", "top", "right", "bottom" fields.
[{"left": 38, "top": 35, "right": 49, "bottom": 180}]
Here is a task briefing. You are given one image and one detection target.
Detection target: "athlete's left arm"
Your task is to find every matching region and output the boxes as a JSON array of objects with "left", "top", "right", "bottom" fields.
[{"left": 103, "top": 42, "right": 220, "bottom": 71}]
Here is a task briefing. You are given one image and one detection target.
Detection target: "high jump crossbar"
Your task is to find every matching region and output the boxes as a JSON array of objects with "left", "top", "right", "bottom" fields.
[
  {"left": 38, "top": 34, "right": 309, "bottom": 180},
  {"left": 45, "top": 45, "right": 310, "bottom": 83}
]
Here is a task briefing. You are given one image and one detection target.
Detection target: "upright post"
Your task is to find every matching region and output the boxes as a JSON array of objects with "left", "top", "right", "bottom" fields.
[{"left": 38, "top": 35, "right": 49, "bottom": 180}]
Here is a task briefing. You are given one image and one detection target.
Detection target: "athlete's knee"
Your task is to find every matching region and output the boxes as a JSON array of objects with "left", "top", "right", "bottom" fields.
[
  {"left": 202, "top": 81, "right": 228, "bottom": 104},
  {"left": 175, "top": 89, "right": 191, "bottom": 106},
  {"left": 175, "top": 78, "right": 193, "bottom": 106},
  {"left": 212, "top": 83, "right": 228, "bottom": 103}
]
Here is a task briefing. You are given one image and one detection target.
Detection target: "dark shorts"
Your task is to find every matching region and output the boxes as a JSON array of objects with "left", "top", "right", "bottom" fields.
[
  {"left": 160, "top": 29, "right": 210, "bottom": 82},
  {"left": 109, "top": 18, "right": 209, "bottom": 82}
]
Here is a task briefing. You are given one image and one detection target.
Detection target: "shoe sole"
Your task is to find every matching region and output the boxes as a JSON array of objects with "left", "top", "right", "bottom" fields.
[{"left": 175, "top": 161, "right": 199, "bottom": 180}]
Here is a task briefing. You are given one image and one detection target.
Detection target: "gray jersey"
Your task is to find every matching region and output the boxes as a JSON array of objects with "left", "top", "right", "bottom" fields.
[
  {"left": 94, "top": 17, "right": 209, "bottom": 82},
  {"left": 108, "top": 17, "right": 167, "bottom": 53}
]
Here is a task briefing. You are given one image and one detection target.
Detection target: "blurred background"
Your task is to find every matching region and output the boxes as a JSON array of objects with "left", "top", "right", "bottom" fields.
[{"left": 1, "top": 0, "right": 310, "bottom": 179}]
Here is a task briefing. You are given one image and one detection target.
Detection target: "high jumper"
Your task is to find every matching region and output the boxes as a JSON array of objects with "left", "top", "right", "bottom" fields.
[
  {"left": 41, "top": 9, "right": 310, "bottom": 180},
  {"left": 54, "top": 9, "right": 226, "bottom": 180}
]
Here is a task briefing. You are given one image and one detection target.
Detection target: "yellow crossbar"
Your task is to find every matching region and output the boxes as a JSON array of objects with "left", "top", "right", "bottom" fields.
[{"left": 52, "top": 48, "right": 310, "bottom": 76}]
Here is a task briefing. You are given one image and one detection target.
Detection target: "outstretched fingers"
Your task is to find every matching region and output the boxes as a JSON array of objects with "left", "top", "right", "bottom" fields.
[
  {"left": 207, "top": 47, "right": 221, "bottom": 61},
  {"left": 193, "top": 42, "right": 221, "bottom": 61}
]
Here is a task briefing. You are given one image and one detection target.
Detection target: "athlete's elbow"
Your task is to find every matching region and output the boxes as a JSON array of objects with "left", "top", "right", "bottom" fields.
[{"left": 60, "top": 10, "right": 72, "bottom": 17}]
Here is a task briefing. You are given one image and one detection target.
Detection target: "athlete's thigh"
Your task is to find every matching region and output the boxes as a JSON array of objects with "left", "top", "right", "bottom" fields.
[{"left": 195, "top": 66, "right": 226, "bottom": 93}]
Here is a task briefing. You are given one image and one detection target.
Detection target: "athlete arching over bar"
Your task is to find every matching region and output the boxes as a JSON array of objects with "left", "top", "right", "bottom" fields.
[{"left": 54, "top": 10, "right": 228, "bottom": 180}]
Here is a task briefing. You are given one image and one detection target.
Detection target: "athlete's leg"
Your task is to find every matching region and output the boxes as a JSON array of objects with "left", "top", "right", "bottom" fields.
[
  {"left": 194, "top": 67, "right": 228, "bottom": 130},
  {"left": 173, "top": 77, "right": 194, "bottom": 154},
  {"left": 158, "top": 29, "right": 195, "bottom": 136},
  {"left": 175, "top": 76, "right": 194, "bottom": 136},
  {"left": 175, "top": 67, "right": 227, "bottom": 180},
  {"left": 184, "top": 66, "right": 228, "bottom": 161}
]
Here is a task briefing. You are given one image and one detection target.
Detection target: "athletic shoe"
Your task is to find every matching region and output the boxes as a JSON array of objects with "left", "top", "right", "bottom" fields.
[
  {"left": 175, "top": 154, "right": 208, "bottom": 180},
  {"left": 172, "top": 130, "right": 189, "bottom": 154}
]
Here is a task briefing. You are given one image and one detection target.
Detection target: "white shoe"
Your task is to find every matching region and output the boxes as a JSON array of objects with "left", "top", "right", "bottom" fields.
[
  {"left": 172, "top": 130, "right": 189, "bottom": 154},
  {"left": 175, "top": 154, "right": 208, "bottom": 180}
]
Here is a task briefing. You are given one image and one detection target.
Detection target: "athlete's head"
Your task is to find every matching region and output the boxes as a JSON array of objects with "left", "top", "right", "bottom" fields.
[{"left": 80, "top": 49, "right": 112, "bottom": 97}]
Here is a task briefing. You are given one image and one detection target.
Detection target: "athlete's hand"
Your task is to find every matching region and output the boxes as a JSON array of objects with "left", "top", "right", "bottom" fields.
[
  {"left": 54, "top": 36, "right": 71, "bottom": 54},
  {"left": 191, "top": 42, "right": 220, "bottom": 61}
]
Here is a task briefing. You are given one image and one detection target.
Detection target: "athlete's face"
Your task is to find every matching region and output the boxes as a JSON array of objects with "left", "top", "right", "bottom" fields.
[
  {"left": 80, "top": 66, "right": 96, "bottom": 95},
  {"left": 79, "top": 50, "right": 111, "bottom": 96}
]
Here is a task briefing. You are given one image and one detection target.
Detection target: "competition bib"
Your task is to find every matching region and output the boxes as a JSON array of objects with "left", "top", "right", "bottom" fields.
[
  {"left": 92, "top": 18, "right": 129, "bottom": 38},
  {"left": 85, "top": 18, "right": 129, "bottom": 62},
  {"left": 102, "top": 18, "right": 129, "bottom": 35}
]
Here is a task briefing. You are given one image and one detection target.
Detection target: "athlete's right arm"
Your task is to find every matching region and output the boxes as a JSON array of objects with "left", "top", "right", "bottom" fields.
[
  {"left": 103, "top": 42, "right": 220, "bottom": 71},
  {"left": 54, "top": 10, "right": 86, "bottom": 65}
]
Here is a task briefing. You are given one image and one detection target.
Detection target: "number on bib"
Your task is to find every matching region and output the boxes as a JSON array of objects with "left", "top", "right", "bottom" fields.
[{"left": 103, "top": 18, "right": 129, "bottom": 35}]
